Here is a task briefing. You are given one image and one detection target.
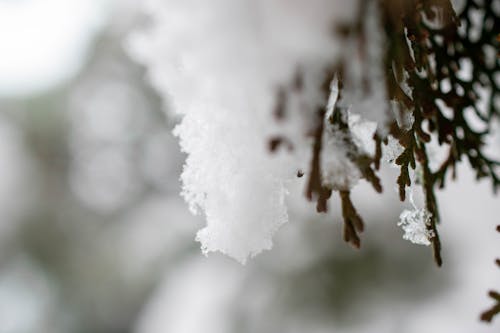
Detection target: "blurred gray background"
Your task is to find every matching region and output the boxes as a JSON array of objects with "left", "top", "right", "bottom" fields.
[{"left": 0, "top": 1, "right": 499, "bottom": 332}]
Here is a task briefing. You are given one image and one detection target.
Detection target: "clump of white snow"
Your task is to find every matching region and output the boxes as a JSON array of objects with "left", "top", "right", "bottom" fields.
[{"left": 128, "top": 0, "right": 361, "bottom": 263}]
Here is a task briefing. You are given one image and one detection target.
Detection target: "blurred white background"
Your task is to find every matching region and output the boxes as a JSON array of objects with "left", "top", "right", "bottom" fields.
[{"left": 0, "top": 1, "right": 498, "bottom": 332}]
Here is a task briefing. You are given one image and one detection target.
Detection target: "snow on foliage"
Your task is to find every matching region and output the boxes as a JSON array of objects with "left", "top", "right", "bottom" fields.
[
  {"left": 382, "top": 135, "right": 404, "bottom": 165},
  {"left": 127, "top": 0, "right": 367, "bottom": 263},
  {"left": 321, "top": 80, "right": 377, "bottom": 191},
  {"left": 384, "top": 137, "right": 434, "bottom": 246}
]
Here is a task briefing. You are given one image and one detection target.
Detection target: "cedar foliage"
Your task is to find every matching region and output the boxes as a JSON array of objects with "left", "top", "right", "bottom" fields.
[
  {"left": 273, "top": 0, "right": 499, "bottom": 321},
  {"left": 305, "top": 0, "right": 498, "bottom": 264}
]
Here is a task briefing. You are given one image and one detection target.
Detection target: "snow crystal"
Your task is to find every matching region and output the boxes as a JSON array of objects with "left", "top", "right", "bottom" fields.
[
  {"left": 398, "top": 208, "right": 434, "bottom": 246},
  {"left": 397, "top": 183, "right": 434, "bottom": 246}
]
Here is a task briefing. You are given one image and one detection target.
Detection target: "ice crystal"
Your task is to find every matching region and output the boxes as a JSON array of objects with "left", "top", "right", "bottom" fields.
[{"left": 398, "top": 208, "right": 434, "bottom": 246}]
